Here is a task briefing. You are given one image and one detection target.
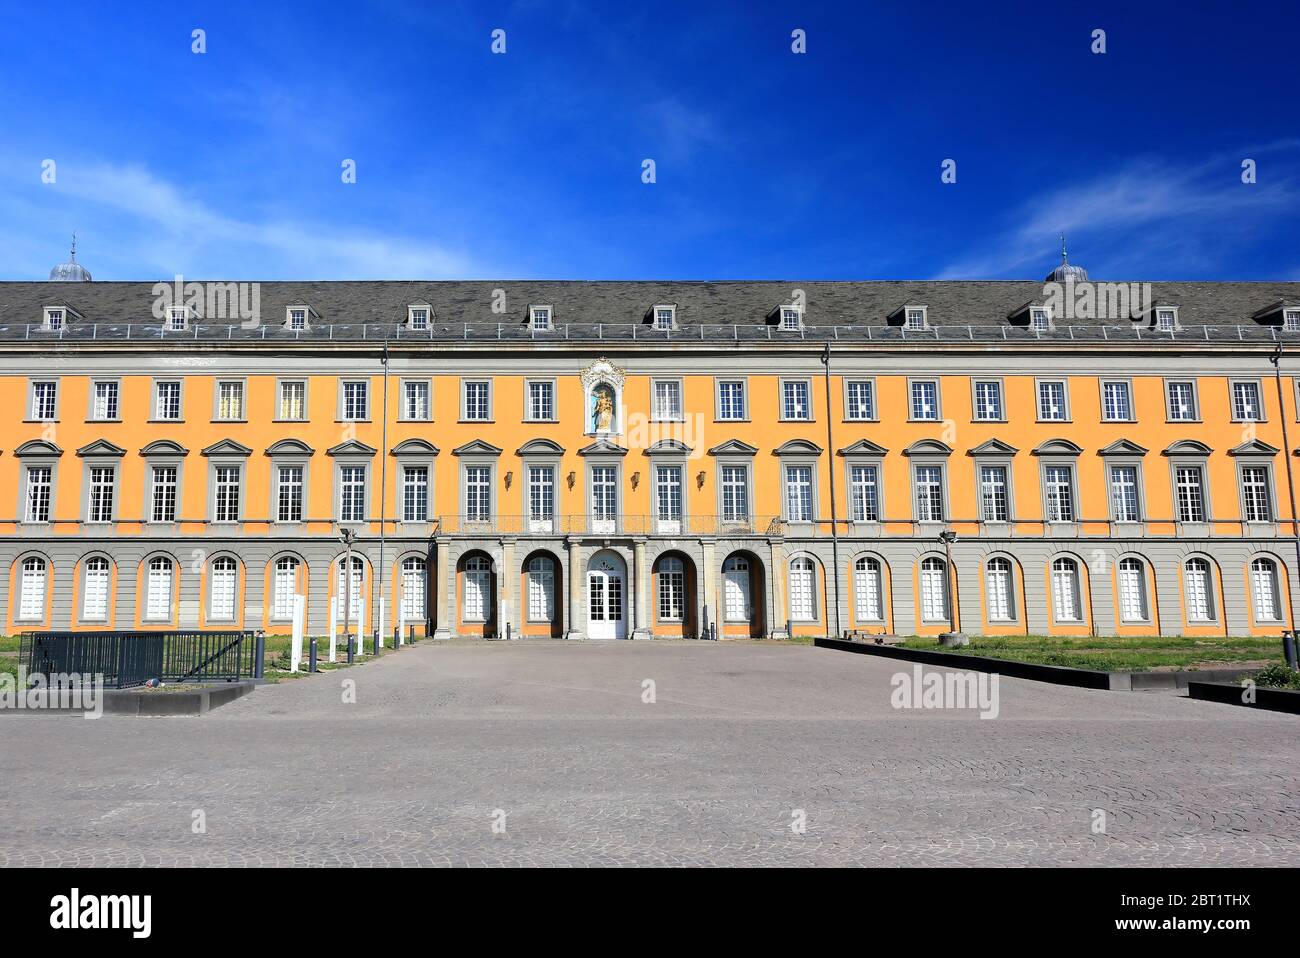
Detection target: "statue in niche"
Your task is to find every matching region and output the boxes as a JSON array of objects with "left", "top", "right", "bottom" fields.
[{"left": 591, "top": 383, "right": 616, "bottom": 433}]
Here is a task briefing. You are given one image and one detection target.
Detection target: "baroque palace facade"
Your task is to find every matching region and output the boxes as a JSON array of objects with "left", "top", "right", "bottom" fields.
[{"left": 4, "top": 252, "right": 1300, "bottom": 641}]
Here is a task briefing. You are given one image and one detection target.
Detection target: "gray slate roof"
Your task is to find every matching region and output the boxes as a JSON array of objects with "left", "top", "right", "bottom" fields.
[{"left": 1, "top": 279, "right": 1297, "bottom": 345}]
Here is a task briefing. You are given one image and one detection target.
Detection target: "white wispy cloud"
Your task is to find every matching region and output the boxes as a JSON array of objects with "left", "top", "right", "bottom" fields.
[{"left": 936, "top": 145, "right": 1300, "bottom": 280}]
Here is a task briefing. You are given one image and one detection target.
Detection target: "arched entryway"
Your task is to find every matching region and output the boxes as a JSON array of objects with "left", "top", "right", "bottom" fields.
[
  {"left": 720, "top": 550, "right": 766, "bottom": 638},
  {"left": 457, "top": 550, "right": 498, "bottom": 637},
  {"left": 653, "top": 550, "right": 698, "bottom": 638},
  {"left": 520, "top": 549, "right": 564, "bottom": 638},
  {"left": 587, "top": 549, "right": 628, "bottom": 640}
]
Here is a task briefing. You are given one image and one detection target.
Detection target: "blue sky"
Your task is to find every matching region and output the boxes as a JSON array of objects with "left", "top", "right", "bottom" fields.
[{"left": 1, "top": 0, "right": 1297, "bottom": 281}]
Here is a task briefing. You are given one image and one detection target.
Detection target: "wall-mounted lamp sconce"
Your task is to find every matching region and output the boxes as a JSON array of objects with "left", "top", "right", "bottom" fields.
[
  {"left": 504, "top": 470, "right": 513, "bottom": 490},
  {"left": 696, "top": 471, "right": 706, "bottom": 489},
  {"left": 567, "top": 470, "right": 576, "bottom": 490},
  {"left": 630, "top": 471, "right": 640, "bottom": 490}
]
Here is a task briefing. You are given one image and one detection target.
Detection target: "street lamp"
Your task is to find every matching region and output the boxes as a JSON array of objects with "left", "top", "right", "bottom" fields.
[
  {"left": 340, "top": 527, "right": 357, "bottom": 661},
  {"left": 937, "top": 529, "right": 967, "bottom": 646}
]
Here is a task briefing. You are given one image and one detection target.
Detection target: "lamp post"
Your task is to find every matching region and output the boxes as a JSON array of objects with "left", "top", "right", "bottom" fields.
[
  {"left": 340, "top": 527, "right": 356, "bottom": 659},
  {"left": 820, "top": 343, "right": 843, "bottom": 639},
  {"left": 1270, "top": 339, "right": 1300, "bottom": 663},
  {"left": 937, "top": 528, "right": 967, "bottom": 646}
]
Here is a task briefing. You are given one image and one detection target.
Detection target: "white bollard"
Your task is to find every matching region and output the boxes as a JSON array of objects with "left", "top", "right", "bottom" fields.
[
  {"left": 378, "top": 597, "right": 386, "bottom": 650},
  {"left": 290, "top": 594, "right": 306, "bottom": 673},
  {"left": 328, "top": 595, "right": 338, "bottom": 663}
]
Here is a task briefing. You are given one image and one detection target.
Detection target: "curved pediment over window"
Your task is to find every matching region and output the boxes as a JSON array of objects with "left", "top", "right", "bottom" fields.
[
  {"left": 1097, "top": 439, "right": 1149, "bottom": 457},
  {"left": 325, "top": 439, "right": 377, "bottom": 457},
  {"left": 452, "top": 439, "right": 503, "bottom": 456},
  {"left": 838, "top": 439, "right": 888, "bottom": 456},
  {"left": 1228, "top": 439, "right": 1280, "bottom": 457},
  {"left": 1162, "top": 439, "right": 1213, "bottom": 457},
  {"left": 516, "top": 438, "right": 566, "bottom": 456},
  {"left": 645, "top": 438, "right": 693, "bottom": 456},
  {"left": 966, "top": 438, "right": 1018, "bottom": 457},
  {"left": 773, "top": 439, "right": 823, "bottom": 456},
  {"left": 709, "top": 439, "right": 759, "bottom": 456},
  {"left": 77, "top": 439, "right": 128, "bottom": 458},
  {"left": 390, "top": 438, "right": 439, "bottom": 457},
  {"left": 264, "top": 439, "right": 315, "bottom": 457},
  {"left": 903, "top": 439, "right": 953, "bottom": 457},
  {"left": 139, "top": 439, "right": 190, "bottom": 457},
  {"left": 15, "top": 439, "right": 63, "bottom": 458},
  {"left": 1031, "top": 438, "right": 1083, "bottom": 457}
]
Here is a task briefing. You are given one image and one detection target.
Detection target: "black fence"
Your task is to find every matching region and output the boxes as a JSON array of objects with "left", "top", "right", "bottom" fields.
[{"left": 19, "top": 631, "right": 263, "bottom": 689}]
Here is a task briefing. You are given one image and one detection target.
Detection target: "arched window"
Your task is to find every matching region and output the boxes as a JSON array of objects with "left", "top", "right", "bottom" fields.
[
  {"left": 1251, "top": 558, "right": 1282, "bottom": 622},
  {"left": 1184, "top": 558, "right": 1215, "bottom": 622},
  {"left": 722, "top": 555, "right": 751, "bottom": 622},
  {"left": 854, "top": 556, "right": 883, "bottom": 621},
  {"left": 463, "top": 555, "right": 491, "bottom": 622},
  {"left": 82, "top": 556, "right": 110, "bottom": 621},
  {"left": 273, "top": 556, "right": 300, "bottom": 621},
  {"left": 210, "top": 556, "right": 238, "bottom": 621},
  {"left": 18, "top": 556, "right": 47, "bottom": 621},
  {"left": 337, "top": 556, "right": 365, "bottom": 623},
  {"left": 1117, "top": 557, "right": 1149, "bottom": 622},
  {"left": 145, "top": 556, "right": 174, "bottom": 621},
  {"left": 920, "top": 557, "right": 948, "bottom": 621},
  {"left": 1051, "top": 557, "right": 1082, "bottom": 622},
  {"left": 985, "top": 557, "right": 1013, "bottom": 622},
  {"left": 789, "top": 557, "right": 816, "bottom": 621},
  {"left": 525, "top": 556, "right": 554, "bottom": 622},
  {"left": 402, "top": 556, "right": 428, "bottom": 621},
  {"left": 657, "top": 556, "right": 685, "bottom": 622}
]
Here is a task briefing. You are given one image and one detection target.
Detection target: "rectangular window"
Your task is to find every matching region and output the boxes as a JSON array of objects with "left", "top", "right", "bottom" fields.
[
  {"left": 1175, "top": 466, "right": 1206, "bottom": 522},
  {"left": 653, "top": 380, "right": 682, "bottom": 421},
  {"left": 214, "top": 466, "right": 241, "bottom": 522},
  {"left": 910, "top": 380, "right": 938, "bottom": 421},
  {"left": 31, "top": 381, "right": 57, "bottom": 420},
  {"left": 979, "top": 465, "right": 1009, "bottom": 522},
  {"left": 721, "top": 465, "right": 750, "bottom": 522},
  {"left": 217, "top": 381, "right": 245, "bottom": 420},
  {"left": 288, "top": 308, "right": 308, "bottom": 330},
  {"left": 845, "top": 381, "right": 875, "bottom": 420},
  {"left": 408, "top": 307, "right": 429, "bottom": 330},
  {"left": 718, "top": 380, "right": 746, "bottom": 420},
  {"left": 342, "top": 381, "right": 369, "bottom": 420},
  {"left": 848, "top": 465, "right": 879, "bottom": 522},
  {"left": 339, "top": 466, "right": 366, "bottom": 522},
  {"left": 1109, "top": 465, "right": 1140, "bottom": 523},
  {"left": 92, "top": 381, "right": 119, "bottom": 420},
  {"left": 402, "top": 466, "right": 428, "bottom": 522},
  {"left": 88, "top": 466, "right": 115, "bottom": 523},
  {"left": 1102, "top": 380, "right": 1133, "bottom": 421},
  {"left": 1241, "top": 466, "right": 1272, "bottom": 522},
  {"left": 914, "top": 465, "right": 944, "bottom": 522},
  {"left": 527, "top": 381, "right": 555, "bottom": 421},
  {"left": 1167, "top": 381, "right": 1197, "bottom": 421},
  {"left": 278, "top": 381, "right": 306, "bottom": 420},
  {"left": 782, "top": 381, "right": 811, "bottom": 420},
  {"left": 1285, "top": 309, "right": 1300, "bottom": 332},
  {"left": 658, "top": 563, "right": 685, "bottom": 621},
  {"left": 1232, "top": 381, "right": 1262, "bottom": 421},
  {"left": 465, "top": 466, "right": 491, "bottom": 521},
  {"left": 24, "top": 466, "right": 52, "bottom": 523},
  {"left": 277, "top": 465, "right": 304, "bottom": 523},
  {"left": 785, "top": 465, "right": 813, "bottom": 521},
  {"left": 463, "top": 381, "right": 491, "bottom": 421},
  {"left": 1044, "top": 465, "right": 1075, "bottom": 522},
  {"left": 904, "top": 308, "right": 926, "bottom": 331},
  {"left": 155, "top": 381, "right": 182, "bottom": 420},
  {"left": 655, "top": 466, "right": 683, "bottom": 523},
  {"left": 973, "top": 381, "right": 1003, "bottom": 421},
  {"left": 1037, "top": 380, "right": 1067, "bottom": 421},
  {"left": 404, "top": 381, "right": 430, "bottom": 421},
  {"left": 1030, "top": 307, "right": 1050, "bottom": 331},
  {"left": 591, "top": 466, "right": 617, "bottom": 527},
  {"left": 780, "top": 306, "right": 802, "bottom": 330},
  {"left": 531, "top": 306, "right": 552, "bottom": 329},
  {"left": 1156, "top": 308, "right": 1177, "bottom": 332},
  {"left": 528, "top": 466, "right": 555, "bottom": 523},
  {"left": 150, "top": 465, "right": 178, "bottom": 523},
  {"left": 654, "top": 306, "right": 675, "bottom": 330}
]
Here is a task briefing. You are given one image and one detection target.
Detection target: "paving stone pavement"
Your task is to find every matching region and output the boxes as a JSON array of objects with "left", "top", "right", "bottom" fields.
[{"left": 2, "top": 640, "right": 1298, "bottom": 867}]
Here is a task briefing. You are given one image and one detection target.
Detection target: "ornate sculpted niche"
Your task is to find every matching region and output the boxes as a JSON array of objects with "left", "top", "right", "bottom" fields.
[{"left": 580, "top": 358, "right": 626, "bottom": 436}]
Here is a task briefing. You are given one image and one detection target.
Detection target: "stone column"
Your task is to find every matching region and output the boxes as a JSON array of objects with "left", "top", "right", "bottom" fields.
[
  {"left": 768, "top": 539, "right": 789, "bottom": 639},
  {"left": 632, "top": 538, "right": 651, "bottom": 639},
  {"left": 699, "top": 538, "right": 717, "bottom": 640},
  {"left": 433, "top": 535, "right": 452, "bottom": 639},
  {"left": 499, "top": 537, "right": 517, "bottom": 640},
  {"left": 566, "top": 537, "right": 585, "bottom": 640}
]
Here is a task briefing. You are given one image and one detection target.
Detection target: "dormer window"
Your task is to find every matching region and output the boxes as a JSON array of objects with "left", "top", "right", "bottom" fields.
[
  {"left": 408, "top": 306, "right": 430, "bottom": 330},
  {"left": 904, "top": 307, "right": 927, "bottom": 331},
  {"left": 1285, "top": 309, "right": 1300, "bottom": 332},
  {"left": 43, "top": 307, "right": 65, "bottom": 330},
  {"left": 779, "top": 305, "right": 803, "bottom": 330},
  {"left": 530, "top": 305, "right": 553, "bottom": 330},
  {"left": 1030, "top": 307, "right": 1051, "bottom": 331},
  {"left": 166, "top": 306, "right": 189, "bottom": 331},
  {"left": 286, "top": 306, "right": 315, "bottom": 330},
  {"left": 653, "top": 305, "right": 676, "bottom": 330},
  {"left": 1155, "top": 307, "right": 1178, "bottom": 332}
]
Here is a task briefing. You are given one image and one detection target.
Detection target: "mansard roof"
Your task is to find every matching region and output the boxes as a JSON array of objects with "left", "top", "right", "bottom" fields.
[{"left": 6, "top": 279, "right": 1299, "bottom": 345}]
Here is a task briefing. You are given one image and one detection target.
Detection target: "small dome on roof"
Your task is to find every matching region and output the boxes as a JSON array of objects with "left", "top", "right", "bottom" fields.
[
  {"left": 49, "top": 235, "right": 92, "bottom": 281},
  {"left": 1044, "top": 234, "right": 1087, "bottom": 284}
]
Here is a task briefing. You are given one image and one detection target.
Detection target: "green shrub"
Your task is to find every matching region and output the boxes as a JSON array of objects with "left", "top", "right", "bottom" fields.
[{"left": 1252, "top": 663, "right": 1300, "bottom": 690}]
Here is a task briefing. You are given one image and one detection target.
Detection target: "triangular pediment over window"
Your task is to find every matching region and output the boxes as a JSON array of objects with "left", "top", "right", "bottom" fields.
[
  {"left": 1097, "top": 439, "right": 1149, "bottom": 457},
  {"left": 578, "top": 439, "right": 628, "bottom": 457},
  {"left": 326, "top": 439, "right": 378, "bottom": 457},
  {"left": 77, "top": 439, "right": 128, "bottom": 458},
  {"left": 709, "top": 439, "right": 760, "bottom": 456},
  {"left": 1228, "top": 439, "right": 1280, "bottom": 457},
  {"left": 837, "top": 439, "right": 888, "bottom": 456},
  {"left": 966, "top": 438, "right": 1018, "bottom": 457},
  {"left": 201, "top": 439, "right": 254, "bottom": 457},
  {"left": 645, "top": 438, "right": 693, "bottom": 455},
  {"left": 452, "top": 439, "right": 503, "bottom": 456}
]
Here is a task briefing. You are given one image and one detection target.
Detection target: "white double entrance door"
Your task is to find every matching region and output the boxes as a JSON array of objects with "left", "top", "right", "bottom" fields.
[{"left": 586, "top": 552, "right": 628, "bottom": 640}]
